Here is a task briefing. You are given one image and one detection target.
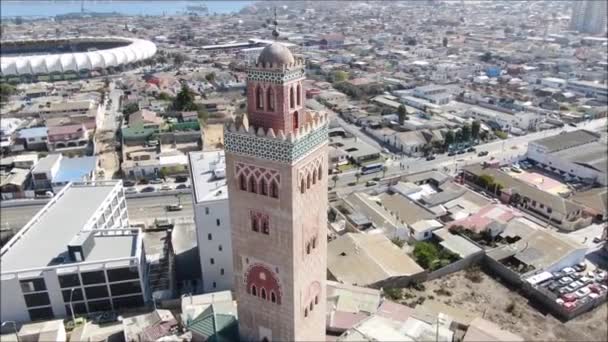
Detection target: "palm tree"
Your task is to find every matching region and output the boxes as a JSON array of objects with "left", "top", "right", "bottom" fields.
[
  {"left": 331, "top": 174, "right": 339, "bottom": 187},
  {"left": 382, "top": 165, "right": 388, "bottom": 178},
  {"left": 355, "top": 172, "right": 361, "bottom": 184}
]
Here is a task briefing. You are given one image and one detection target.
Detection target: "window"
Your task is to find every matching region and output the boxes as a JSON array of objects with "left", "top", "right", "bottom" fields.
[
  {"left": 312, "top": 170, "right": 317, "bottom": 185},
  {"left": 112, "top": 295, "right": 143, "bottom": 310},
  {"left": 84, "top": 285, "right": 109, "bottom": 299},
  {"left": 218, "top": 245, "right": 223, "bottom": 251},
  {"left": 24, "top": 293, "right": 51, "bottom": 308},
  {"left": 304, "top": 308, "right": 308, "bottom": 317},
  {"left": 312, "top": 237, "right": 317, "bottom": 249},
  {"left": 81, "top": 271, "right": 106, "bottom": 285},
  {"left": 249, "top": 176, "right": 257, "bottom": 193},
  {"left": 20, "top": 278, "right": 46, "bottom": 293},
  {"left": 307, "top": 174, "right": 311, "bottom": 189},
  {"left": 65, "top": 303, "right": 87, "bottom": 316},
  {"left": 251, "top": 285, "right": 257, "bottom": 296},
  {"left": 260, "top": 178, "right": 268, "bottom": 196},
  {"left": 216, "top": 219, "right": 220, "bottom": 226},
  {"left": 252, "top": 217, "right": 259, "bottom": 232},
  {"left": 107, "top": 267, "right": 139, "bottom": 282},
  {"left": 306, "top": 242, "right": 311, "bottom": 255},
  {"left": 261, "top": 288, "right": 267, "bottom": 300},
  {"left": 318, "top": 165, "right": 322, "bottom": 181},
  {"left": 205, "top": 207, "right": 210, "bottom": 215},
  {"left": 28, "top": 307, "right": 54, "bottom": 321},
  {"left": 290, "top": 86, "right": 295, "bottom": 108},
  {"left": 213, "top": 282, "right": 217, "bottom": 288},
  {"left": 62, "top": 289, "right": 84, "bottom": 302},
  {"left": 310, "top": 302, "right": 313, "bottom": 311},
  {"left": 266, "top": 87, "right": 274, "bottom": 111},
  {"left": 293, "top": 111, "right": 299, "bottom": 130},
  {"left": 297, "top": 84, "right": 301, "bottom": 106},
  {"left": 220, "top": 268, "right": 225, "bottom": 275},
  {"left": 262, "top": 219, "right": 269, "bottom": 235},
  {"left": 110, "top": 281, "right": 141, "bottom": 297},
  {"left": 210, "top": 258, "right": 215, "bottom": 265},
  {"left": 271, "top": 291, "right": 276, "bottom": 303},
  {"left": 239, "top": 174, "right": 247, "bottom": 191},
  {"left": 315, "top": 295, "right": 318, "bottom": 305},
  {"left": 547, "top": 207, "right": 553, "bottom": 214},
  {"left": 88, "top": 299, "right": 112, "bottom": 313},
  {"left": 256, "top": 86, "right": 264, "bottom": 109},
  {"left": 270, "top": 181, "right": 279, "bottom": 198},
  {"left": 58, "top": 274, "right": 81, "bottom": 288},
  {"left": 208, "top": 233, "right": 212, "bottom": 240},
  {"left": 301, "top": 179, "right": 306, "bottom": 194}
]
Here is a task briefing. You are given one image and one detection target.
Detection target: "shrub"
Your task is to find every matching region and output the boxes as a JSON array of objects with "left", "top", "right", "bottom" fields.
[
  {"left": 383, "top": 288, "right": 402, "bottom": 300},
  {"left": 434, "top": 287, "right": 452, "bottom": 296},
  {"left": 465, "top": 267, "right": 484, "bottom": 283},
  {"left": 391, "top": 237, "right": 406, "bottom": 248},
  {"left": 413, "top": 242, "right": 440, "bottom": 269}
]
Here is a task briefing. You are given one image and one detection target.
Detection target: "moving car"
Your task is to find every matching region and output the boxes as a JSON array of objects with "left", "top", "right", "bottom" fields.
[
  {"left": 175, "top": 176, "right": 189, "bottom": 183},
  {"left": 448, "top": 151, "right": 456, "bottom": 156},
  {"left": 124, "top": 187, "right": 137, "bottom": 194},
  {"left": 365, "top": 180, "right": 378, "bottom": 187},
  {"left": 478, "top": 151, "right": 489, "bottom": 156},
  {"left": 141, "top": 186, "right": 155, "bottom": 193},
  {"left": 426, "top": 155, "right": 436, "bottom": 161},
  {"left": 176, "top": 184, "right": 189, "bottom": 190},
  {"left": 123, "top": 180, "right": 136, "bottom": 187},
  {"left": 457, "top": 149, "right": 466, "bottom": 154},
  {"left": 160, "top": 184, "right": 173, "bottom": 191},
  {"left": 467, "top": 147, "right": 476, "bottom": 152}
]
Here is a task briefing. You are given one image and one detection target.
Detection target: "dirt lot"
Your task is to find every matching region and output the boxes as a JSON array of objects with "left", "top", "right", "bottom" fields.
[{"left": 398, "top": 270, "right": 607, "bottom": 341}]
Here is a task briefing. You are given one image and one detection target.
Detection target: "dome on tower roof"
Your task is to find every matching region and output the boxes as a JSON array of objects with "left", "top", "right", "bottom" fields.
[{"left": 257, "top": 43, "right": 295, "bottom": 66}]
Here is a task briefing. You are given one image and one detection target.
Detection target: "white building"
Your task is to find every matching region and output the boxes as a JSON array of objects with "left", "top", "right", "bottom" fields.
[
  {"left": 0, "top": 181, "right": 148, "bottom": 323},
  {"left": 465, "top": 106, "right": 541, "bottom": 132},
  {"left": 565, "top": 80, "right": 608, "bottom": 99},
  {"left": 188, "top": 151, "right": 232, "bottom": 293},
  {"left": 527, "top": 130, "right": 607, "bottom": 186}
]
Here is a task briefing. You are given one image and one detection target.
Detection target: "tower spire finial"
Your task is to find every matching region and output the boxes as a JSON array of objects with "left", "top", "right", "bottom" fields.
[{"left": 271, "top": 7, "right": 279, "bottom": 40}]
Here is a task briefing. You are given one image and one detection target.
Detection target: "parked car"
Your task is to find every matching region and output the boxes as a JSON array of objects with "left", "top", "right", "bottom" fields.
[
  {"left": 562, "top": 267, "right": 576, "bottom": 274},
  {"left": 166, "top": 204, "right": 183, "bottom": 211},
  {"left": 123, "top": 180, "right": 136, "bottom": 187},
  {"left": 150, "top": 178, "right": 164, "bottom": 184},
  {"left": 141, "top": 186, "right": 155, "bottom": 193},
  {"left": 561, "top": 293, "right": 577, "bottom": 302},
  {"left": 570, "top": 280, "right": 583, "bottom": 289},
  {"left": 37, "top": 191, "right": 54, "bottom": 199},
  {"left": 365, "top": 181, "right": 378, "bottom": 187},
  {"left": 593, "top": 237, "right": 602, "bottom": 244},
  {"left": 95, "top": 312, "right": 117, "bottom": 325},
  {"left": 467, "top": 147, "right": 476, "bottom": 152},
  {"left": 478, "top": 151, "right": 489, "bottom": 157},
  {"left": 457, "top": 149, "right": 466, "bottom": 155},
  {"left": 138, "top": 179, "right": 149, "bottom": 185},
  {"left": 426, "top": 155, "right": 436, "bottom": 161},
  {"left": 160, "top": 184, "right": 173, "bottom": 191},
  {"left": 575, "top": 287, "right": 591, "bottom": 298},
  {"left": 448, "top": 151, "right": 456, "bottom": 156},
  {"left": 175, "top": 176, "right": 189, "bottom": 183},
  {"left": 548, "top": 282, "right": 561, "bottom": 292},
  {"left": 557, "top": 287, "right": 570, "bottom": 295},
  {"left": 559, "top": 276, "right": 573, "bottom": 285},
  {"left": 176, "top": 184, "right": 189, "bottom": 190},
  {"left": 563, "top": 301, "right": 577, "bottom": 311},
  {"left": 124, "top": 188, "right": 137, "bottom": 194},
  {"left": 579, "top": 276, "right": 593, "bottom": 285}
]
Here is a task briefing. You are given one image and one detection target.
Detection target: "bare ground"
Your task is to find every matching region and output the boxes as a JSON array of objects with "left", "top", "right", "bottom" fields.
[{"left": 399, "top": 270, "right": 608, "bottom": 342}]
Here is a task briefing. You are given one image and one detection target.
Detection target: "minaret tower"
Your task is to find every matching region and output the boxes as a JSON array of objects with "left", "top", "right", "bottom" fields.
[{"left": 224, "top": 13, "right": 328, "bottom": 342}]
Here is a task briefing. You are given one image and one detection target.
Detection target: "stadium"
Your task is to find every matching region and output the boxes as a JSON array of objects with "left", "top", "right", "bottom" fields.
[{"left": 0, "top": 37, "right": 157, "bottom": 83}]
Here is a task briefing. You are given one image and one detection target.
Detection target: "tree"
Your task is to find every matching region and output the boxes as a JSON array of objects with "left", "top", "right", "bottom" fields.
[
  {"left": 382, "top": 165, "right": 388, "bottom": 178},
  {"left": 442, "top": 37, "right": 448, "bottom": 47},
  {"left": 444, "top": 130, "right": 455, "bottom": 149},
  {"left": 174, "top": 84, "right": 197, "bottom": 111},
  {"left": 355, "top": 172, "right": 361, "bottom": 184},
  {"left": 331, "top": 174, "right": 339, "bottom": 187},
  {"left": 383, "top": 288, "right": 403, "bottom": 300},
  {"left": 173, "top": 52, "right": 187, "bottom": 66},
  {"left": 122, "top": 103, "right": 139, "bottom": 115},
  {"left": 413, "top": 242, "right": 440, "bottom": 269},
  {"left": 406, "top": 37, "right": 417, "bottom": 46},
  {"left": 205, "top": 72, "right": 216, "bottom": 82},
  {"left": 332, "top": 70, "right": 349, "bottom": 83},
  {"left": 397, "top": 104, "right": 408, "bottom": 123},
  {"left": 509, "top": 192, "right": 522, "bottom": 206},
  {"left": 478, "top": 174, "right": 495, "bottom": 188},
  {"left": 471, "top": 120, "right": 481, "bottom": 140},
  {"left": 461, "top": 123, "right": 471, "bottom": 142},
  {"left": 480, "top": 52, "right": 492, "bottom": 62},
  {"left": 158, "top": 92, "right": 172, "bottom": 101},
  {"left": 0, "top": 83, "right": 17, "bottom": 102}
]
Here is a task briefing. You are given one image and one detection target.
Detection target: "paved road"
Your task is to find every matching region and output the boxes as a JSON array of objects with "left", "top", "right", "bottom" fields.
[{"left": 0, "top": 192, "right": 195, "bottom": 235}]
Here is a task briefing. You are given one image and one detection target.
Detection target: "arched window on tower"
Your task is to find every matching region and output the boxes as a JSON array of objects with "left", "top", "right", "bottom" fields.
[
  {"left": 251, "top": 216, "right": 259, "bottom": 232},
  {"left": 256, "top": 85, "right": 264, "bottom": 110},
  {"left": 307, "top": 174, "right": 311, "bottom": 189},
  {"left": 266, "top": 87, "right": 274, "bottom": 111},
  {"left": 312, "top": 169, "right": 317, "bottom": 185},
  {"left": 261, "top": 288, "right": 267, "bottom": 300},
  {"left": 270, "top": 180, "right": 279, "bottom": 198},
  {"left": 290, "top": 86, "right": 295, "bottom": 109},
  {"left": 251, "top": 284, "right": 257, "bottom": 296},
  {"left": 239, "top": 174, "right": 247, "bottom": 191},
  {"left": 297, "top": 83, "right": 302, "bottom": 106},
  {"left": 293, "top": 111, "right": 299, "bottom": 130},
  {"left": 262, "top": 218, "right": 269, "bottom": 235},
  {"left": 260, "top": 178, "right": 268, "bottom": 196},
  {"left": 248, "top": 176, "right": 257, "bottom": 194},
  {"left": 301, "top": 179, "right": 306, "bottom": 194},
  {"left": 318, "top": 165, "right": 323, "bottom": 181},
  {"left": 271, "top": 291, "right": 277, "bottom": 303}
]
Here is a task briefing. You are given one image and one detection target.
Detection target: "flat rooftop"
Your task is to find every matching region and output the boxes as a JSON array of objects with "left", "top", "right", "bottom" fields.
[
  {"left": 1, "top": 183, "right": 128, "bottom": 273},
  {"left": 188, "top": 151, "right": 227, "bottom": 203}
]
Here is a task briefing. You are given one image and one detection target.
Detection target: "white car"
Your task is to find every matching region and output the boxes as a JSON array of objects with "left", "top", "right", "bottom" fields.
[
  {"left": 559, "top": 276, "right": 573, "bottom": 284},
  {"left": 574, "top": 287, "right": 591, "bottom": 298},
  {"left": 562, "top": 267, "right": 576, "bottom": 274},
  {"left": 124, "top": 187, "right": 138, "bottom": 194},
  {"left": 160, "top": 184, "right": 173, "bottom": 191}
]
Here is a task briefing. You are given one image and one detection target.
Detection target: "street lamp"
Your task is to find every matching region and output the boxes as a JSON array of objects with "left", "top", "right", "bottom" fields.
[
  {"left": 69, "top": 288, "right": 77, "bottom": 324},
  {"left": 1, "top": 321, "right": 20, "bottom": 342}
]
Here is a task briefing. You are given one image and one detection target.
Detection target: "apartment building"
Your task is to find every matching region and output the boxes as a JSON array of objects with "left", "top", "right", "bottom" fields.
[
  {"left": 465, "top": 106, "right": 540, "bottom": 131},
  {"left": 0, "top": 181, "right": 148, "bottom": 323},
  {"left": 565, "top": 80, "right": 608, "bottom": 99},
  {"left": 46, "top": 124, "right": 90, "bottom": 154},
  {"left": 188, "top": 151, "right": 232, "bottom": 293}
]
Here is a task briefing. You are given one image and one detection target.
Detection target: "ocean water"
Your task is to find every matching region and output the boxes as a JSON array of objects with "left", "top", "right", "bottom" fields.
[{"left": 1, "top": 1, "right": 252, "bottom": 18}]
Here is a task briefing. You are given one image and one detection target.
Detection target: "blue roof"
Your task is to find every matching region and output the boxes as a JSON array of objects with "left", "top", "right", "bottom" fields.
[
  {"left": 18, "top": 127, "right": 48, "bottom": 139},
  {"left": 53, "top": 156, "right": 97, "bottom": 183}
]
